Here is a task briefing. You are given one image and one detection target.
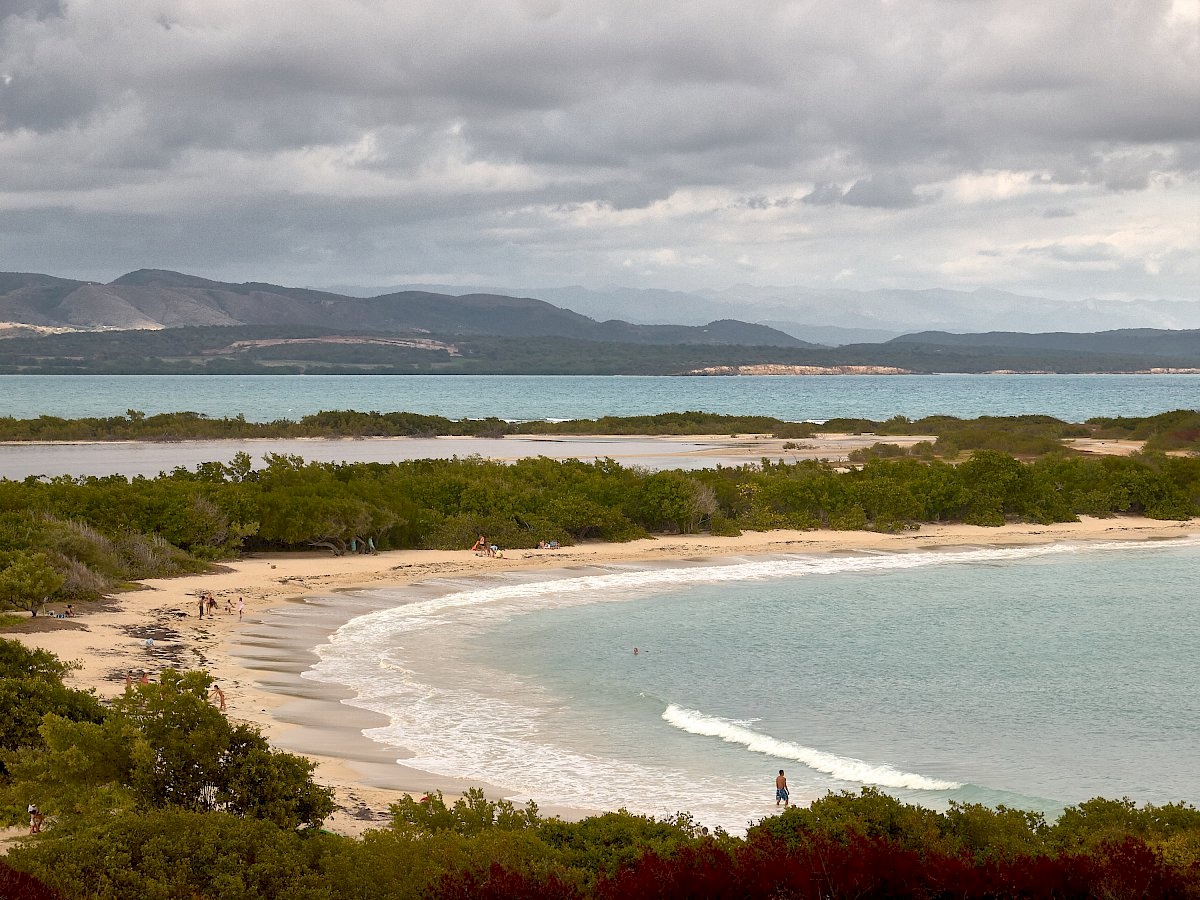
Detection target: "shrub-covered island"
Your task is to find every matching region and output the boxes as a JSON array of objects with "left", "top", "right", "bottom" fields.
[{"left": 0, "top": 434, "right": 1197, "bottom": 608}]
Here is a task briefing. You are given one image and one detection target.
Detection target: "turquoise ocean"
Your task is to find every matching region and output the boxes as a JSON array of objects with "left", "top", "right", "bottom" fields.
[
  {"left": 307, "top": 538, "right": 1200, "bottom": 832},
  {"left": 3, "top": 372, "right": 1200, "bottom": 422}
]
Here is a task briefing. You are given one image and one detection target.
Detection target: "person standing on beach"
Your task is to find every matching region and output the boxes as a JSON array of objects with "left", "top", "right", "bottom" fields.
[
  {"left": 236, "top": 597, "right": 245, "bottom": 621},
  {"left": 197, "top": 595, "right": 206, "bottom": 619},
  {"left": 776, "top": 770, "right": 789, "bottom": 807},
  {"left": 209, "top": 684, "right": 226, "bottom": 712}
]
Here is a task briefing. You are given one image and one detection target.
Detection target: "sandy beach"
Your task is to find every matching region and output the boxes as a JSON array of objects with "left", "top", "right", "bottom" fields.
[{"left": 10, "top": 515, "right": 1198, "bottom": 835}]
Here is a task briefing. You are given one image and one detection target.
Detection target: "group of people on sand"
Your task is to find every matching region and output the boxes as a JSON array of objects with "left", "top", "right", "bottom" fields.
[
  {"left": 470, "top": 535, "right": 504, "bottom": 558},
  {"left": 196, "top": 592, "right": 245, "bottom": 620},
  {"left": 37, "top": 601, "right": 76, "bottom": 618},
  {"left": 471, "top": 534, "right": 562, "bottom": 556},
  {"left": 122, "top": 669, "right": 226, "bottom": 712},
  {"left": 125, "top": 669, "right": 153, "bottom": 687},
  {"left": 348, "top": 536, "right": 377, "bottom": 554}
]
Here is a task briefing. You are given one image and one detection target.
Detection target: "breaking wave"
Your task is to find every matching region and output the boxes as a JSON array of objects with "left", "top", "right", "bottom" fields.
[{"left": 663, "top": 704, "right": 961, "bottom": 791}]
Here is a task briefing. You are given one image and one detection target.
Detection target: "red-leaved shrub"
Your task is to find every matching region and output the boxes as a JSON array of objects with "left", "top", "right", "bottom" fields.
[
  {"left": 428, "top": 862, "right": 583, "bottom": 900},
  {"left": 0, "top": 861, "right": 61, "bottom": 900},
  {"left": 593, "top": 832, "right": 1199, "bottom": 899}
]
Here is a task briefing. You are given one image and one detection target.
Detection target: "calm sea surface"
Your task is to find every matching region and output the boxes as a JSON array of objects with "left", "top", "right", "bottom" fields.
[
  {"left": 1, "top": 373, "right": 1198, "bottom": 422},
  {"left": 308, "top": 539, "right": 1200, "bottom": 832}
]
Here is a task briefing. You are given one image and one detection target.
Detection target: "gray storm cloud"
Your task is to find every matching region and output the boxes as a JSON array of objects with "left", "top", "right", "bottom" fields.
[{"left": 0, "top": 0, "right": 1196, "bottom": 300}]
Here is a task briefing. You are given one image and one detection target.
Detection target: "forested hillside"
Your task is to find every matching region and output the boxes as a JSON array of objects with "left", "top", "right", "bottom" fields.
[
  {"left": 891, "top": 328, "right": 1200, "bottom": 358},
  {"left": 2, "top": 270, "right": 1199, "bottom": 373},
  {"left": 1, "top": 323, "right": 1198, "bottom": 374},
  {"left": 0, "top": 269, "right": 808, "bottom": 348}
]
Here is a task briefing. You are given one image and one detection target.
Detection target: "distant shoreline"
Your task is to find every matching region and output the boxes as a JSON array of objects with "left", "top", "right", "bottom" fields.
[
  {"left": 5, "top": 368, "right": 1200, "bottom": 376},
  {"left": 687, "top": 367, "right": 1200, "bottom": 375}
]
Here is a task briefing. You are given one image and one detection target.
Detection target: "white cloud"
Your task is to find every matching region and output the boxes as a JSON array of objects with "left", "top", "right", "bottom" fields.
[{"left": 0, "top": 0, "right": 1194, "bottom": 301}]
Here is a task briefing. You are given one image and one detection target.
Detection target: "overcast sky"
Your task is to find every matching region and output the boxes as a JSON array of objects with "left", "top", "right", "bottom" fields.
[{"left": 1, "top": 0, "right": 1197, "bottom": 300}]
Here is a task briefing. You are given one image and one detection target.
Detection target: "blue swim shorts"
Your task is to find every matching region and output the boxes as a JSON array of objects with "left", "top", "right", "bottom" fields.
[{"left": 776, "top": 788, "right": 789, "bottom": 802}]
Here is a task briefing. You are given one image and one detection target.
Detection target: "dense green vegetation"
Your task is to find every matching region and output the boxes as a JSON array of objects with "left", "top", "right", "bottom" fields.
[
  {"left": 1088, "top": 409, "right": 1200, "bottom": 452},
  {"left": 0, "top": 642, "right": 105, "bottom": 759},
  {"left": 812, "top": 410, "right": 1200, "bottom": 456},
  {"left": 1, "top": 408, "right": 1192, "bottom": 613},
  {"left": 1, "top": 645, "right": 1198, "bottom": 898},
  {"left": 0, "top": 445, "right": 1197, "bottom": 610},
  {"left": 1, "top": 408, "right": 1198, "bottom": 454}
]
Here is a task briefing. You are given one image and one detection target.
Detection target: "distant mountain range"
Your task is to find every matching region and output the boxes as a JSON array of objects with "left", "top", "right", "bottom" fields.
[
  {"left": 330, "top": 282, "right": 1200, "bottom": 345},
  {"left": 0, "top": 269, "right": 811, "bottom": 348},
  {"left": 0, "top": 269, "right": 1197, "bottom": 375}
]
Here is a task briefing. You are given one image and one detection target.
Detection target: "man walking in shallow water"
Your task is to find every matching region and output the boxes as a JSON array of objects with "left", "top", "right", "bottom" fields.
[{"left": 776, "top": 770, "right": 789, "bottom": 807}]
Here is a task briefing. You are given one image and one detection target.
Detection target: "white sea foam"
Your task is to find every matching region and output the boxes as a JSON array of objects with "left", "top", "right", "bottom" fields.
[
  {"left": 305, "top": 536, "right": 1199, "bottom": 828},
  {"left": 662, "top": 704, "right": 961, "bottom": 791},
  {"left": 316, "top": 538, "right": 1198, "bottom": 648},
  {"left": 364, "top": 688, "right": 752, "bottom": 820}
]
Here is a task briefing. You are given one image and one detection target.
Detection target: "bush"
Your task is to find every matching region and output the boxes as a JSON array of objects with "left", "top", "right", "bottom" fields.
[
  {"left": 0, "top": 639, "right": 105, "bottom": 757},
  {"left": 0, "top": 861, "right": 61, "bottom": 900},
  {"left": 7, "top": 809, "right": 351, "bottom": 900},
  {"left": 707, "top": 513, "right": 742, "bottom": 537},
  {"left": 847, "top": 442, "right": 907, "bottom": 462}
]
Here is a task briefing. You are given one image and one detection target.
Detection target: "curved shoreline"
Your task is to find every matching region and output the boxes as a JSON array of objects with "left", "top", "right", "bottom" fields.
[{"left": 12, "top": 516, "right": 1199, "bottom": 835}]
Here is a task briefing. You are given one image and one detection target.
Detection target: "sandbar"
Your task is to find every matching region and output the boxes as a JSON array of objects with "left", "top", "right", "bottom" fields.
[{"left": 0, "top": 432, "right": 937, "bottom": 479}]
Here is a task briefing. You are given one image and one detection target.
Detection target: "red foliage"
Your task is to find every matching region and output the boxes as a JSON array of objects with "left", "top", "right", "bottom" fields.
[
  {"left": 0, "top": 861, "right": 62, "bottom": 900},
  {"left": 960, "top": 837, "right": 1195, "bottom": 898},
  {"left": 1168, "top": 428, "right": 1200, "bottom": 444},
  {"left": 593, "top": 833, "right": 1199, "bottom": 900},
  {"left": 594, "top": 835, "right": 950, "bottom": 899},
  {"left": 428, "top": 862, "right": 583, "bottom": 900}
]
